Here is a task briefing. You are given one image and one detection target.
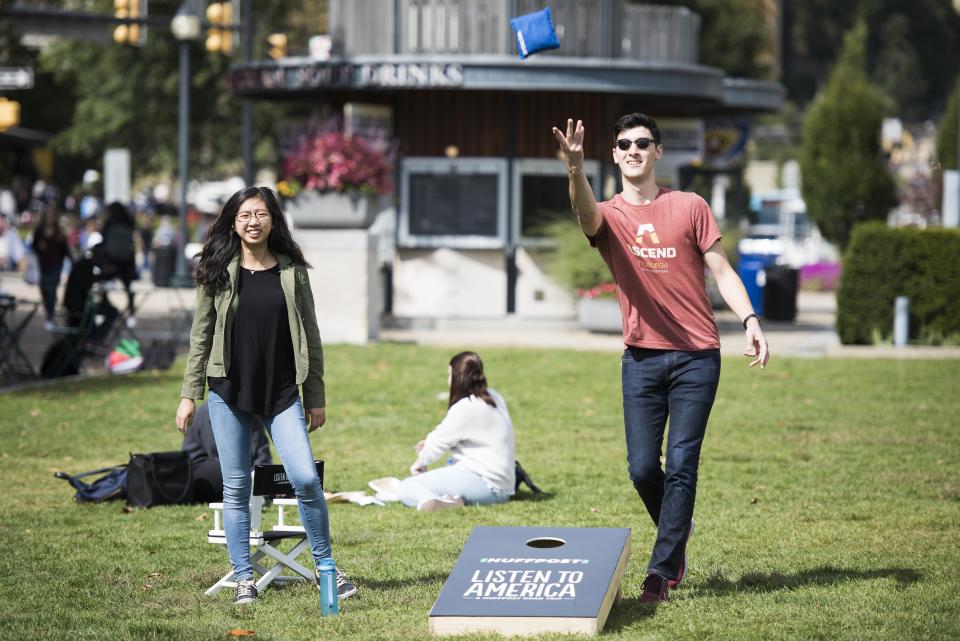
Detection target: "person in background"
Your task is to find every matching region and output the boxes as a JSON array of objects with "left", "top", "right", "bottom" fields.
[
  {"left": 138, "top": 210, "right": 154, "bottom": 273},
  {"left": 100, "top": 202, "right": 138, "bottom": 316},
  {"left": 370, "top": 351, "right": 516, "bottom": 512},
  {"left": 79, "top": 187, "right": 100, "bottom": 221},
  {"left": 153, "top": 214, "right": 176, "bottom": 248},
  {"left": 64, "top": 214, "right": 83, "bottom": 258},
  {"left": 183, "top": 401, "right": 273, "bottom": 503},
  {"left": 0, "top": 211, "right": 23, "bottom": 272},
  {"left": 31, "top": 204, "right": 71, "bottom": 330},
  {"left": 80, "top": 216, "right": 102, "bottom": 252}
]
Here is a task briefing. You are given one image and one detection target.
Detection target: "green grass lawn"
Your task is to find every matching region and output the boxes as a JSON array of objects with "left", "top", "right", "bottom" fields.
[{"left": 1, "top": 345, "right": 958, "bottom": 641}]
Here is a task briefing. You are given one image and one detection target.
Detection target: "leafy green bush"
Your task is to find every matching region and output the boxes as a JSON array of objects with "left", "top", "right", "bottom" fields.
[
  {"left": 543, "top": 219, "right": 610, "bottom": 292},
  {"left": 837, "top": 223, "right": 960, "bottom": 344},
  {"left": 799, "top": 22, "right": 896, "bottom": 250}
]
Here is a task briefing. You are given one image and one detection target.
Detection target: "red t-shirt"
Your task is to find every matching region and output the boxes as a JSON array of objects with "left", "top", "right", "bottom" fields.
[{"left": 589, "top": 188, "right": 722, "bottom": 350}]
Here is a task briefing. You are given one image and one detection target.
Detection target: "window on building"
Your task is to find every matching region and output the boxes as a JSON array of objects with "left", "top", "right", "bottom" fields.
[
  {"left": 400, "top": 157, "right": 508, "bottom": 248},
  {"left": 512, "top": 159, "right": 600, "bottom": 246},
  {"left": 409, "top": 174, "right": 498, "bottom": 236}
]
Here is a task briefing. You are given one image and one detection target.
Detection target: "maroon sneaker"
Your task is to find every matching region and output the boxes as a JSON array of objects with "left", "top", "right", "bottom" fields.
[
  {"left": 639, "top": 573, "right": 669, "bottom": 603},
  {"left": 668, "top": 518, "right": 696, "bottom": 589}
]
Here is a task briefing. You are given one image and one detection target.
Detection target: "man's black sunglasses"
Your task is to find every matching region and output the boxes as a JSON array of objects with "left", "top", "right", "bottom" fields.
[{"left": 616, "top": 137, "right": 659, "bottom": 151}]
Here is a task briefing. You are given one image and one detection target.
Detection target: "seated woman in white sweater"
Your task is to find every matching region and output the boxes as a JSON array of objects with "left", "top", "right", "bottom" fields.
[{"left": 371, "top": 351, "right": 516, "bottom": 512}]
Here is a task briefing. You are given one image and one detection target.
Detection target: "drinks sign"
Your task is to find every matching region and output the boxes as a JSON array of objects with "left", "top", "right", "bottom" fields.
[
  {"left": 429, "top": 526, "right": 631, "bottom": 636},
  {"left": 228, "top": 62, "right": 464, "bottom": 94}
]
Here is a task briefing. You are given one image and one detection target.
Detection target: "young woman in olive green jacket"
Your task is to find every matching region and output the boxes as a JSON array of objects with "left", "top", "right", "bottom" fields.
[{"left": 175, "top": 186, "right": 356, "bottom": 605}]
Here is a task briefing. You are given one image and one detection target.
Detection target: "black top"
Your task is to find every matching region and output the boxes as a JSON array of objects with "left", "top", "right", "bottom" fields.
[{"left": 208, "top": 264, "right": 298, "bottom": 417}]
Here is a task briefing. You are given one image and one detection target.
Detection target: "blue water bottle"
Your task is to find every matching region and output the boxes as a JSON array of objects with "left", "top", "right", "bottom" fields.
[{"left": 317, "top": 559, "right": 340, "bottom": 616}]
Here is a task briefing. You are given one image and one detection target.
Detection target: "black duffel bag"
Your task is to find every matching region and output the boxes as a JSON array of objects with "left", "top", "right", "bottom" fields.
[{"left": 127, "top": 451, "right": 194, "bottom": 508}]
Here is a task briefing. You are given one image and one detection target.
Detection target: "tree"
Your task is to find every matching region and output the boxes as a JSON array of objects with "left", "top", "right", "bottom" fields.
[
  {"left": 799, "top": 22, "right": 896, "bottom": 250},
  {"left": 28, "top": 0, "right": 301, "bottom": 188},
  {"left": 869, "top": 14, "right": 926, "bottom": 121},
  {"left": 936, "top": 81, "right": 959, "bottom": 172},
  {"left": 782, "top": 0, "right": 858, "bottom": 104},
  {"left": 632, "top": 0, "right": 773, "bottom": 79},
  {"left": 40, "top": 30, "right": 245, "bottom": 180},
  {"left": 863, "top": 0, "right": 960, "bottom": 121},
  {"left": 784, "top": 0, "right": 960, "bottom": 119}
]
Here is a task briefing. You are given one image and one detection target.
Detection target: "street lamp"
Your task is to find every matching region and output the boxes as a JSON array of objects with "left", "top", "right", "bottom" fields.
[{"left": 171, "top": 0, "right": 201, "bottom": 286}]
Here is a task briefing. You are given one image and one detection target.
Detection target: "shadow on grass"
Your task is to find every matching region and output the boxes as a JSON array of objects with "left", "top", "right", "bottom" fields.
[
  {"left": 510, "top": 491, "right": 556, "bottom": 503},
  {"left": 605, "top": 566, "right": 921, "bottom": 631},
  {"left": 9, "top": 369, "right": 179, "bottom": 396},
  {"left": 604, "top": 596, "right": 660, "bottom": 630},
  {"left": 697, "top": 565, "right": 921, "bottom": 595},
  {"left": 358, "top": 571, "right": 450, "bottom": 590}
]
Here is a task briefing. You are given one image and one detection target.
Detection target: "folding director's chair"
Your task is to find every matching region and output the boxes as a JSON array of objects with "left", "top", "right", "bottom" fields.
[{"left": 205, "top": 461, "right": 323, "bottom": 596}]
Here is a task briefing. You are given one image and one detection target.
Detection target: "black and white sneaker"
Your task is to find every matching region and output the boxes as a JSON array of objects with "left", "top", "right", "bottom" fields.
[
  {"left": 235, "top": 579, "right": 258, "bottom": 605},
  {"left": 336, "top": 568, "right": 358, "bottom": 600},
  {"left": 316, "top": 567, "right": 358, "bottom": 600}
]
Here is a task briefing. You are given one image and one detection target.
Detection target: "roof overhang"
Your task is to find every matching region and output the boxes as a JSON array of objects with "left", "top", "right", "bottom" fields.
[
  {"left": 227, "top": 54, "right": 783, "bottom": 113},
  {"left": 721, "top": 77, "right": 786, "bottom": 114}
]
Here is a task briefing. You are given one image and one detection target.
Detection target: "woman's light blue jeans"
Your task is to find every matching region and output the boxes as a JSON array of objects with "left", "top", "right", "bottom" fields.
[
  {"left": 396, "top": 465, "right": 509, "bottom": 508},
  {"left": 207, "top": 390, "right": 331, "bottom": 581}
]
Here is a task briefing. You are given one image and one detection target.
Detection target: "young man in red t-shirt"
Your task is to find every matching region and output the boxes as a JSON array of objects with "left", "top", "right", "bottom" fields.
[{"left": 553, "top": 113, "right": 769, "bottom": 603}]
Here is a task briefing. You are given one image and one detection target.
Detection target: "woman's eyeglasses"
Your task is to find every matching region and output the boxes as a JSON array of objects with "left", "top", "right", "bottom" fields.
[
  {"left": 236, "top": 209, "right": 270, "bottom": 223},
  {"left": 615, "top": 137, "right": 658, "bottom": 151}
]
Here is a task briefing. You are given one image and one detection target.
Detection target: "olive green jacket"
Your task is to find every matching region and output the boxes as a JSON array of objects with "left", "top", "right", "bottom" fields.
[{"left": 179, "top": 253, "right": 326, "bottom": 408}]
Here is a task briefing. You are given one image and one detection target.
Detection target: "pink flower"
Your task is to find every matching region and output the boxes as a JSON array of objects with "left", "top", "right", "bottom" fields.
[
  {"left": 281, "top": 130, "right": 394, "bottom": 197},
  {"left": 578, "top": 283, "right": 618, "bottom": 299}
]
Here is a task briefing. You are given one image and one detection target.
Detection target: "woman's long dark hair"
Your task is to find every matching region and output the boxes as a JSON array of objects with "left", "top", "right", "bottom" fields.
[
  {"left": 104, "top": 201, "right": 134, "bottom": 228},
  {"left": 194, "top": 186, "right": 310, "bottom": 294},
  {"left": 34, "top": 204, "right": 65, "bottom": 241},
  {"left": 448, "top": 351, "right": 496, "bottom": 408}
]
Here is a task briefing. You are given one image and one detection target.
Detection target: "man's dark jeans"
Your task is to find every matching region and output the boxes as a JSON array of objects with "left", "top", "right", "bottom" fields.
[{"left": 622, "top": 347, "right": 720, "bottom": 580}]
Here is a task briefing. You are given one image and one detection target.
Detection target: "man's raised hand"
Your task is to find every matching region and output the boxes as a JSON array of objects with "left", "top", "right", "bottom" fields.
[{"left": 552, "top": 118, "right": 585, "bottom": 169}]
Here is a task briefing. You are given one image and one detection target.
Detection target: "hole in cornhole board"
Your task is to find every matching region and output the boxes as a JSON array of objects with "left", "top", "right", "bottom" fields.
[
  {"left": 525, "top": 537, "right": 565, "bottom": 548},
  {"left": 429, "top": 526, "right": 631, "bottom": 637}
]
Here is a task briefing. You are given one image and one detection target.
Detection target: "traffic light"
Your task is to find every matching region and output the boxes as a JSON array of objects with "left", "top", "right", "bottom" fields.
[
  {"left": 0, "top": 98, "right": 20, "bottom": 132},
  {"left": 267, "top": 33, "right": 287, "bottom": 59},
  {"left": 205, "top": 2, "right": 234, "bottom": 55},
  {"left": 113, "top": 0, "right": 146, "bottom": 46}
]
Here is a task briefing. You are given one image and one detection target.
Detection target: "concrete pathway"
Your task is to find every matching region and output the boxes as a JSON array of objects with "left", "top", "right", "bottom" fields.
[
  {"left": 1, "top": 270, "right": 957, "bottom": 392},
  {"left": 381, "top": 291, "right": 960, "bottom": 360}
]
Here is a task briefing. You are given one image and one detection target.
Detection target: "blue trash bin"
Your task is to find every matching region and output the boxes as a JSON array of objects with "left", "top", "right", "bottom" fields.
[
  {"left": 738, "top": 258, "right": 767, "bottom": 316},
  {"left": 737, "top": 238, "right": 781, "bottom": 318}
]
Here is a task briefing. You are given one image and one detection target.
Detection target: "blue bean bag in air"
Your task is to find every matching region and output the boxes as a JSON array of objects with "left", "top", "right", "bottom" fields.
[{"left": 509, "top": 7, "right": 560, "bottom": 59}]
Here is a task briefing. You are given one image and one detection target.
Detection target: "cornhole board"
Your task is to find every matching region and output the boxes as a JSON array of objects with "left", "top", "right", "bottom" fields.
[{"left": 429, "top": 526, "right": 631, "bottom": 636}]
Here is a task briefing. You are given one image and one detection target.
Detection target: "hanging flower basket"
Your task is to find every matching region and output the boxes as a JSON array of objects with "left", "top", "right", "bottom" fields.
[
  {"left": 278, "top": 131, "right": 393, "bottom": 229},
  {"left": 282, "top": 190, "right": 378, "bottom": 229}
]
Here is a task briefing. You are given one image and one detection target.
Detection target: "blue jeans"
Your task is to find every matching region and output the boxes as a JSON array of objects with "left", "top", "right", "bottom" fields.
[
  {"left": 39, "top": 270, "right": 60, "bottom": 320},
  {"left": 397, "top": 466, "right": 509, "bottom": 508},
  {"left": 207, "top": 390, "right": 331, "bottom": 581},
  {"left": 622, "top": 347, "right": 720, "bottom": 580}
]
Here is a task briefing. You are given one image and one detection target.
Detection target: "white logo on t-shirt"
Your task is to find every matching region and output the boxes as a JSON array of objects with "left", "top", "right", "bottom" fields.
[
  {"left": 635, "top": 223, "right": 660, "bottom": 244},
  {"left": 631, "top": 223, "right": 676, "bottom": 262}
]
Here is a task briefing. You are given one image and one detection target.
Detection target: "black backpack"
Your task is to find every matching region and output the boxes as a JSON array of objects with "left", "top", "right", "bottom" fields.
[
  {"left": 103, "top": 223, "right": 135, "bottom": 262},
  {"left": 40, "top": 337, "right": 83, "bottom": 378},
  {"left": 514, "top": 460, "right": 543, "bottom": 494}
]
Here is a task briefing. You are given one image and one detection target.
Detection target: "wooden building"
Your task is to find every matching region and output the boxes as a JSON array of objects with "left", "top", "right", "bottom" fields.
[{"left": 228, "top": 0, "right": 783, "bottom": 322}]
